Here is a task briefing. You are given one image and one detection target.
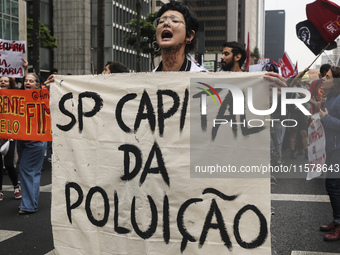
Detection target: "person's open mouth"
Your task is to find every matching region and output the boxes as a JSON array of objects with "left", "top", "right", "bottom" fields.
[{"left": 161, "top": 30, "right": 173, "bottom": 40}]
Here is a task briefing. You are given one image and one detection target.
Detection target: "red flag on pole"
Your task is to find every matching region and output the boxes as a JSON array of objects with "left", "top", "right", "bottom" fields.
[
  {"left": 278, "top": 52, "right": 297, "bottom": 78},
  {"left": 245, "top": 32, "right": 250, "bottom": 71},
  {"left": 306, "top": 0, "right": 340, "bottom": 43}
]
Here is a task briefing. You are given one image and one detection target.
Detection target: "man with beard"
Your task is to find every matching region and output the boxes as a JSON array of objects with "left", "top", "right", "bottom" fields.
[{"left": 220, "top": 41, "right": 246, "bottom": 72}]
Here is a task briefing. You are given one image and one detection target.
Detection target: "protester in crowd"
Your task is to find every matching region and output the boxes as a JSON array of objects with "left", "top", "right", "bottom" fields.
[
  {"left": 309, "top": 64, "right": 331, "bottom": 115},
  {"left": 285, "top": 77, "right": 309, "bottom": 159},
  {"left": 220, "top": 41, "right": 246, "bottom": 72},
  {"left": 311, "top": 66, "right": 340, "bottom": 241},
  {"left": 262, "top": 61, "right": 279, "bottom": 73},
  {"left": 102, "top": 61, "right": 129, "bottom": 74},
  {"left": 263, "top": 63, "right": 285, "bottom": 165},
  {"left": 152, "top": 1, "right": 207, "bottom": 72},
  {"left": 270, "top": 96, "right": 286, "bottom": 165},
  {"left": 0, "top": 76, "right": 16, "bottom": 89},
  {"left": 17, "top": 73, "right": 47, "bottom": 215},
  {"left": 294, "top": 76, "right": 312, "bottom": 156},
  {"left": 0, "top": 76, "right": 21, "bottom": 201}
]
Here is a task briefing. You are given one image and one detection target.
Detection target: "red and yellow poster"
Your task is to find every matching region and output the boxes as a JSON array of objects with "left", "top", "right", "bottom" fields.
[{"left": 0, "top": 89, "right": 51, "bottom": 141}]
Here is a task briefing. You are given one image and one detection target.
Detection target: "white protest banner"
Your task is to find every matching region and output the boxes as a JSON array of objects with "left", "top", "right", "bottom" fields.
[
  {"left": 51, "top": 72, "right": 271, "bottom": 255},
  {"left": 307, "top": 119, "right": 326, "bottom": 180},
  {"left": 0, "top": 39, "right": 26, "bottom": 77}
]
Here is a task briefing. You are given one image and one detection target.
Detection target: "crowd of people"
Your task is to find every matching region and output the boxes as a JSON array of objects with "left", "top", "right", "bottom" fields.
[
  {"left": 0, "top": 60, "right": 50, "bottom": 214},
  {"left": 312, "top": 66, "right": 340, "bottom": 241},
  {"left": 1, "top": 0, "right": 340, "bottom": 244},
  {"left": 0, "top": 77, "right": 21, "bottom": 202}
]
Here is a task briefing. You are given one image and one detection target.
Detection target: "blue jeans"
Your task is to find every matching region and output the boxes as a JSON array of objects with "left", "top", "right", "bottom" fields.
[
  {"left": 325, "top": 150, "right": 340, "bottom": 223},
  {"left": 17, "top": 141, "right": 46, "bottom": 212}
]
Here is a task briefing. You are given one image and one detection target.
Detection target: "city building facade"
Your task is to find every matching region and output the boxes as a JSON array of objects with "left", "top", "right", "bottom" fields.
[
  {"left": 183, "top": 0, "right": 264, "bottom": 55},
  {"left": 27, "top": 0, "right": 53, "bottom": 75},
  {"left": 264, "top": 10, "right": 285, "bottom": 64},
  {"left": 5, "top": 0, "right": 268, "bottom": 75},
  {"left": 0, "top": 0, "right": 26, "bottom": 41},
  {"left": 53, "top": 0, "right": 151, "bottom": 74},
  {"left": 91, "top": 0, "right": 151, "bottom": 73},
  {"left": 52, "top": 0, "right": 92, "bottom": 75}
]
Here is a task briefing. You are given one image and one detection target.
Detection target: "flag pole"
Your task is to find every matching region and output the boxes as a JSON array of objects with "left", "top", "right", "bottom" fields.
[
  {"left": 290, "top": 43, "right": 331, "bottom": 86},
  {"left": 306, "top": 43, "right": 331, "bottom": 69}
]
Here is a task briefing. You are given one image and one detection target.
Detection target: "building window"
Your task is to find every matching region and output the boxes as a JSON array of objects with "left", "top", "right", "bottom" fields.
[
  {"left": 0, "top": 0, "right": 19, "bottom": 40},
  {"left": 11, "top": 21, "right": 17, "bottom": 39}
]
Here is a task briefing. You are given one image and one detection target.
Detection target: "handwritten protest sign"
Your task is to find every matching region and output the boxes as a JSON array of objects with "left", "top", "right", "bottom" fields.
[
  {"left": 258, "top": 58, "right": 270, "bottom": 66},
  {"left": 0, "top": 89, "right": 51, "bottom": 141},
  {"left": 307, "top": 119, "right": 326, "bottom": 180},
  {"left": 0, "top": 39, "right": 26, "bottom": 77},
  {"left": 51, "top": 72, "right": 271, "bottom": 254},
  {"left": 249, "top": 64, "right": 263, "bottom": 72}
]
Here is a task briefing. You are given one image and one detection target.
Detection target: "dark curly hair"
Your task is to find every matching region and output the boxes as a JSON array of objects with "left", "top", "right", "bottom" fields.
[
  {"left": 320, "top": 64, "right": 331, "bottom": 77},
  {"left": 156, "top": 0, "right": 199, "bottom": 54},
  {"left": 328, "top": 66, "right": 340, "bottom": 98},
  {"left": 222, "top": 41, "right": 247, "bottom": 67},
  {"left": 105, "top": 61, "right": 129, "bottom": 73}
]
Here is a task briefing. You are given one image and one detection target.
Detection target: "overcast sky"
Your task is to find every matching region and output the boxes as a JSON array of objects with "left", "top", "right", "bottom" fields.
[{"left": 265, "top": 0, "right": 340, "bottom": 70}]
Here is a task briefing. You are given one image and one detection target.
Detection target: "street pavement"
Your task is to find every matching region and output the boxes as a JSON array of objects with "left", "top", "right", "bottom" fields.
[
  {"left": 0, "top": 159, "right": 54, "bottom": 255},
  {"left": 1, "top": 151, "right": 340, "bottom": 254},
  {"left": 271, "top": 150, "right": 340, "bottom": 255}
]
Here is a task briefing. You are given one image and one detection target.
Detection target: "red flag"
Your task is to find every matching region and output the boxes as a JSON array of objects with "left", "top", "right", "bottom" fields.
[
  {"left": 278, "top": 52, "right": 296, "bottom": 78},
  {"left": 245, "top": 32, "right": 250, "bottom": 71},
  {"left": 306, "top": 0, "right": 340, "bottom": 43}
]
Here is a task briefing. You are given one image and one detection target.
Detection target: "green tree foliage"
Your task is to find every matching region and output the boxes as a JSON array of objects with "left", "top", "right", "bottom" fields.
[
  {"left": 251, "top": 46, "right": 260, "bottom": 60},
  {"left": 126, "top": 12, "right": 159, "bottom": 70},
  {"left": 27, "top": 18, "right": 58, "bottom": 50}
]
